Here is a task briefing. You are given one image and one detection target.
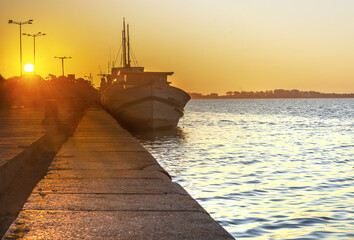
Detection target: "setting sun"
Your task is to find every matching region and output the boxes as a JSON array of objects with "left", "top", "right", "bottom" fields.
[{"left": 24, "top": 63, "right": 34, "bottom": 73}]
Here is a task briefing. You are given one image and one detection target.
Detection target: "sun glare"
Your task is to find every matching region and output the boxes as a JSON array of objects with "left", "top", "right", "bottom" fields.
[{"left": 24, "top": 63, "right": 34, "bottom": 73}]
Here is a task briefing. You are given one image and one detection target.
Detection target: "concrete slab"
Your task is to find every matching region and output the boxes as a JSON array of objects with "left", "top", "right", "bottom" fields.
[
  {"left": 0, "top": 130, "right": 44, "bottom": 138},
  {"left": 66, "top": 132, "right": 133, "bottom": 138},
  {"left": 50, "top": 151, "right": 163, "bottom": 172},
  {"left": 0, "top": 108, "right": 44, "bottom": 161},
  {"left": 74, "top": 126, "right": 126, "bottom": 134},
  {"left": 63, "top": 136, "right": 135, "bottom": 141},
  {"left": 33, "top": 178, "right": 187, "bottom": 195},
  {"left": 44, "top": 169, "right": 170, "bottom": 180},
  {"left": 55, "top": 151, "right": 156, "bottom": 162},
  {"left": 74, "top": 127, "right": 128, "bottom": 133},
  {"left": 0, "top": 105, "right": 74, "bottom": 194},
  {"left": 49, "top": 153, "right": 162, "bottom": 171},
  {"left": 6, "top": 210, "right": 234, "bottom": 240},
  {"left": 0, "top": 136, "right": 43, "bottom": 146},
  {"left": 0, "top": 108, "right": 46, "bottom": 194},
  {"left": 59, "top": 140, "right": 147, "bottom": 152},
  {"left": 49, "top": 160, "right": 158, "bottom": 171},
  {"left": 23, "top": 193, "right": 204, "bottom": 211},
  {"left": 0, "top": 149, "right": 23, "bottom": 166}
]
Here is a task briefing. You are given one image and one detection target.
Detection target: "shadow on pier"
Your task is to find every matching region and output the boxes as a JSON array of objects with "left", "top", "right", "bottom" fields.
[
  {"left": 0, "top": 102, "right": 85, "bottom": 237},
  {"left": 0, "top": 136, "right": 62, "bottom": 236},
  {"left": 0, "top": 74, "right": 98, "bottom": 237}
]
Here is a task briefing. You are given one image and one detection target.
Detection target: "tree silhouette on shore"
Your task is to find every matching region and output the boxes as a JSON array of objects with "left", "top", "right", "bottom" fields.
[{"left": 189, "top": 89, "right": 353, "bottom": 99}]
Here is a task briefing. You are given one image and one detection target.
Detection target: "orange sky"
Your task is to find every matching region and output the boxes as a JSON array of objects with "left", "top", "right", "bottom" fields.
[{"left": 1, "top": 0, "right": 354, "bottom": 94}]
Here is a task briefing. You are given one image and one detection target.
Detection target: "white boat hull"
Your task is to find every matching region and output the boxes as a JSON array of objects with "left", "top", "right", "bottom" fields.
[{"left": 102, "top": 84, "right": 190, "bottom": 130}]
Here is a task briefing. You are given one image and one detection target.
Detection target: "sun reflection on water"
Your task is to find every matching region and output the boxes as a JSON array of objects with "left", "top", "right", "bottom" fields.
[{"left": 137, "top": 99, "right": 354, "bottom": 240}]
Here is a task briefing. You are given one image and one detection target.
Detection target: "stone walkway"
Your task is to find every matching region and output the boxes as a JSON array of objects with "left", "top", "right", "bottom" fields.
[
  {"left": 0, "top": 107, "right": 45, "bottom": 193},
  {"left": 4, "top": 107, "right": 233, "bottom": 239}
]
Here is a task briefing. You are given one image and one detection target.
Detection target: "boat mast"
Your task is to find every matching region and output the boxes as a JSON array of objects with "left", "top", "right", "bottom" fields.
[
  {"left": 127, "top": 24, "right": 131, "bottom": 67},
  {"left": 122, "top": 18, "right": 127, "bottom": 67}
]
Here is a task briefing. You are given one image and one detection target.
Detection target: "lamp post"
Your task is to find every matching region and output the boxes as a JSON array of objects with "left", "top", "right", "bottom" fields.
[
  {"left": 54, "top": 56, "right": 71, "bottom": 76},
  {"left": 8, "top": 19, "right": 33, "bottom": 76},
  {"left": 23, "top": 32, "right": 46, "bottom": 74}
]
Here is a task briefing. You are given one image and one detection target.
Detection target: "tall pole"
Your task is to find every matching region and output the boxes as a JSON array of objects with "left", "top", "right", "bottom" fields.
[
  {"left": 20, "top": 24, "right": 22, "bottom": 75},
  {"left": 54, "top": 56, "right": 71, "bottom": 76},
  {"left": 23, "top": 32, "right": 46, "bottom": 74},
  {"left": 33, "top": 35, "right": 35, "bottom": 69},
  {"left": 122, "top": 18, "right": 127, "bottom": 67},
  {"left": 127, "top": 24, "right": 131, "bottom": 67},
  {"left": 61, "top": 58, "right": 64, "bottom": 76},
  {"left": 8, "top": 19, "right": 33, "bottom": 76}
]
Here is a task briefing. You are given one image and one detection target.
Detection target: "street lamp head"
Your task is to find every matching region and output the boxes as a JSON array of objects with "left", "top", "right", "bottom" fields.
[
  {"left": 43, "top": 33, "right": 46, "bottom": 36},
  {"left": 8, "top": 20, "right": 13, "bottom": 23},
  {"left": 22, "top": 33, "right": 27, "bottom": 35},
  {"left": 24, "top": 19, "right": 33, "bottom": 25}
]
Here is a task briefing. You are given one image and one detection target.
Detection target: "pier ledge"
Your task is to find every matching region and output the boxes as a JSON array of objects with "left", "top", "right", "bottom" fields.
[{"left": 4, "top": 106, "right": 233, "bottom": 239}]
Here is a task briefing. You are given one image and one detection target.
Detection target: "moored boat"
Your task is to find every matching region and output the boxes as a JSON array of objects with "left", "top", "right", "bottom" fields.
[{"left": 101, "top": 19, "right": 190, "bottom": 130}]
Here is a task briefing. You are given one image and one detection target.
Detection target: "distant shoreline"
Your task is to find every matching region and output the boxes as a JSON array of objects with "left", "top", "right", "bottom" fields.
[
  {"left": 189, "top": 89, "right": 354, "bottom": 99},
  {"left": 190, "top": 96, "right": 354, "bottom": 99}
]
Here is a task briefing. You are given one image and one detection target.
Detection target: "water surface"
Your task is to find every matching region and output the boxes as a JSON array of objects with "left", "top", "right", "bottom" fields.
[{"left": 136, "top": 99, "right": 354, "bottom": 240}]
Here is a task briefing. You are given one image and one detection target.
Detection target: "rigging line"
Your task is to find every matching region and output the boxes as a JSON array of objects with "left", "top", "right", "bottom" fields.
[
  {"left": 129, "top": 46, "right": 139, "bottom": 66},
  {"left": 114, "top": 44, "right": 122, "bottom": 67},
  {"left": 114, "top": 45, "right": 122, "bottom": 67},
  {"left": 128, "top": 45, "right": 136, "bottom": 66},
  {"left": 120, "top": 40, "right": 125, "bottom": 67}
]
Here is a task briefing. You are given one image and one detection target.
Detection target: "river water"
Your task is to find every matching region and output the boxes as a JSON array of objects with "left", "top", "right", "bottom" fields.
[{"left": 135, "top": 99, "right": 353, "bottom": 240}]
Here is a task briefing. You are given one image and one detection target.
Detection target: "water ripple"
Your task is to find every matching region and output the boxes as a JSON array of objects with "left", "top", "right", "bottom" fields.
[{"left": 137, "top": 99, "right": 354, "bottom": 240}]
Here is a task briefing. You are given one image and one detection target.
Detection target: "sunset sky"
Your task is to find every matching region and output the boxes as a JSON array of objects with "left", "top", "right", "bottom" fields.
[{"left": 1, "top": 0, "right": 354, "bottom": 94}]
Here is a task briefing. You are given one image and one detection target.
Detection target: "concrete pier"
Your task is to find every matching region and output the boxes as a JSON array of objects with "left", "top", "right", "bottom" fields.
[
  {"left": 4, "top": 107, "right": 233, "bottom": 239},
  {"left": 0, "top": 102, "right": 84, "bottom": 236},
  {"left": 0, "top": 107, "right": 46, "bottom": 193}
]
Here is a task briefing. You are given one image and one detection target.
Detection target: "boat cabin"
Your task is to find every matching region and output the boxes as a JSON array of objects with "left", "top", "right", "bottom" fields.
[{"left": 111, "top": 67, "right": 172, "bottom": 88}]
